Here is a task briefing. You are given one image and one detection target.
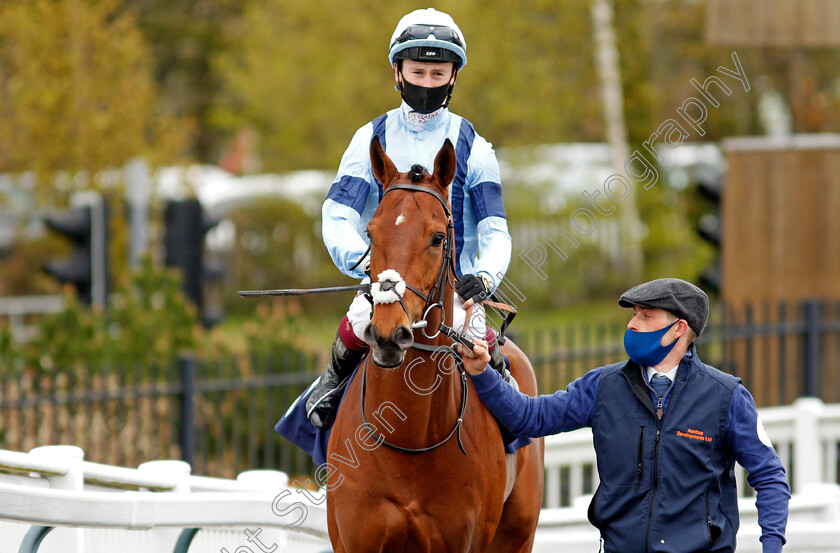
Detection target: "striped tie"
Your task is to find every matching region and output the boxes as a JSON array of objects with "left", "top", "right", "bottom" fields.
[{"left": 650, "top": 373, "right": 671, "bottom": 397}]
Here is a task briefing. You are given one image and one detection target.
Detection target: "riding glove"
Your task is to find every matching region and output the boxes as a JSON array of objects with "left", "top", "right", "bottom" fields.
[{"left": 455, "top": 273, "right": 493, "bottom": 303}]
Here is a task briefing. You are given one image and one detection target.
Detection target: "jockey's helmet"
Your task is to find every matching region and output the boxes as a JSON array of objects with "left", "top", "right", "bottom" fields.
[{"left": 389, "top": 8, "right": 467, "bottom": 69}]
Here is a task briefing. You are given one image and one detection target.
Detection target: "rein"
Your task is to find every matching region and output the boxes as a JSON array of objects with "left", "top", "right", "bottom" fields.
[
  {"left": 359, "top": 347, "right": 468, "bottom": 455},
  {"left": 237, "top": 181, "right": 514, "bottom": 344}
]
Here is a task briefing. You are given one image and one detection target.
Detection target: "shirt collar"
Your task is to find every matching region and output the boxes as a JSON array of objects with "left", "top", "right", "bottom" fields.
[
  {"left": 646, "top": 365, "right": 679, "bottom": 382},
  {"left": 400, "top": 101, "right": 447, "bottom": 132},
  {"left": 641, "top": 346, "right": 695, "bottom": 382}
]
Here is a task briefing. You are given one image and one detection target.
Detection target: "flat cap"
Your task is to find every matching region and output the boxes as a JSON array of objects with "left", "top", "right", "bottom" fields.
[{"left": 618, "top": 278, "right": 709, "bottom": 337}]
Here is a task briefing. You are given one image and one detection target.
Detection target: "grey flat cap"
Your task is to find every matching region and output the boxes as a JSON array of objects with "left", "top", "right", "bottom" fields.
[{"left": 618, "top": 278, "right": 709, "bottom": 337}]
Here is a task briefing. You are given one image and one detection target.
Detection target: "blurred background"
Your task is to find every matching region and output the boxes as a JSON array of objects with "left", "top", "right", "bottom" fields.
[{"left": 1, "top": 0, "right": 839, "bottom": 480}]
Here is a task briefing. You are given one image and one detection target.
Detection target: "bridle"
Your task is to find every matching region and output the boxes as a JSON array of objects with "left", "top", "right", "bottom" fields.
[
  {"left": 358, "top": 181, "right": 469, "bottom": 456},
  {"left": 375, "top": 183, "right": 456, "bottom": 336}
]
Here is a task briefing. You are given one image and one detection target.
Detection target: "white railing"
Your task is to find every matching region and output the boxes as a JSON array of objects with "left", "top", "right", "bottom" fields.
[
  {"left": 542, "top": 398, "right": 840, "bottom": 509},
  {"left": 0, "top": 445, "right": 330, "bottom": 553},
  {"left": 3, "top": 399, "right": 839, "bottom": 552}
]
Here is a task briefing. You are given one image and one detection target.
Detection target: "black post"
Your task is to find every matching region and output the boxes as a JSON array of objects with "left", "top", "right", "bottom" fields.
[
  {"left": 178, "top": 354, "right": 196, "bottom": 467},
  {"left": 802, "top": 299, "right": 821, "bottom": 398}
]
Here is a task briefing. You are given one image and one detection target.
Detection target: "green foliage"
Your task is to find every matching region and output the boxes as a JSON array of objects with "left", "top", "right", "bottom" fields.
[
  {"left": 17, "top": 258, "right": 198, "bottom": 374},
  {"left": 0, "top": 0, "right": 188, "bottom": 200},
  {"left": 5, "top": 0, "right": 839, "bottom": 177},
  {"left": 0, "top": 232, "right": 69, "bottom": 297},
  {"left": 210, "top": 0, "right": 603, "bottom": 173},
  {"left": 211, "top": 0, "right": 401, "bottom": 172},
  {"left": 218, "top": 196, "right": 350, "bottom": 341},
  {"left": 7, "top": 0, "right": 840, "bottom": 324},
  {"left": 125, "top": 0, "right": 243, "bottom": 160},
  {"left": 0, "top": 192, "right": 131, "bottom": 298},
  {"left": 635, "top": 175, "right": 717, "bottom": 285},
  {"left": 0, "top": 252, "right": 315, "bottom": 375},
  {"left": 456, "top": 0, "right": 602, "bottom": 145},
  {"left": 502, "top": 180, "right": 620, "bottom": 307}
]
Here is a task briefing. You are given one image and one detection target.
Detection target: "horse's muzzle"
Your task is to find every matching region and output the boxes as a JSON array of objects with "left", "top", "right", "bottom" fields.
[{"left": 363, "top": 323, "right": 414, "bottom": 368}]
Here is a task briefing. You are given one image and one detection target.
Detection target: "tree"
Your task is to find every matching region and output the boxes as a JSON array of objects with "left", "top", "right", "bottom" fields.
[
  {"left": 125, "top": 0, "right": 243, "bottom": 161},
  {"left": 211, "top": 0, "right": 602, "bottom": 173},
  {"left": 0, "top": 0, "right": 187, "bottom": 202}
]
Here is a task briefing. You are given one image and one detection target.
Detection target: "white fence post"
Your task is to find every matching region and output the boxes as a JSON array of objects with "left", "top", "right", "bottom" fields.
[
  {"left": 237, "top": 470, "right": 291, "bottom": 551},
  {"left": 139, "top": 460, "right": 192, "bottom": 551},
  {"left": 793, "top": 397, "right": 824, "bottom": 494},
  {"left": 28, "top": 445, "right": 85, "bottom": 553}
]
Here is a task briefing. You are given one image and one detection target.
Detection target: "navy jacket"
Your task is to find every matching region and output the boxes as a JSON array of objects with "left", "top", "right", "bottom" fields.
[{"left": 470, "top": 349, "right": 790, "bottom": 553}]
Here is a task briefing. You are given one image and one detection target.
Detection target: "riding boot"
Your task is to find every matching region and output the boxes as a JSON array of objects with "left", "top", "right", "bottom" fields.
[
  {"left": 306, "top": 332, "right": 367, "bottom": 430},
  {"left": 488, "top": 345, "right": 512, "bottom": 383}
]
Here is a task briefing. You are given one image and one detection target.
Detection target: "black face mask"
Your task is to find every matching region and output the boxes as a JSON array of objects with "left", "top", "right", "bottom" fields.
[{"left": 399, "top": 77, "right": 453, "bottom": 114}]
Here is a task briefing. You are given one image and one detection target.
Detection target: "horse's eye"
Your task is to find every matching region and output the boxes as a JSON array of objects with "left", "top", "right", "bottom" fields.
[{"left": 430, "top": 233, "right": 445, "bottom": 247}]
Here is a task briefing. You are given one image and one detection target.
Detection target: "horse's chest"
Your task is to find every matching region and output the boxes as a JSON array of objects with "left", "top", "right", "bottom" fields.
[{"left": 334, "top": 492, "right": 481, "bottom": 553}]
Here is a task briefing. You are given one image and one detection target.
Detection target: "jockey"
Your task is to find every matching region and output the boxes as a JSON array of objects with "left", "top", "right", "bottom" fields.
[{"left": 307, "top": 8, "right": 513, "bottom": 429}]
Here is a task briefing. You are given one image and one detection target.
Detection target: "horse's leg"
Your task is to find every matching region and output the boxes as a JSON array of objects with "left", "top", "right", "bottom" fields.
[
  {"left": 484, "top": 438, "right": 543, "bottom": 553},
  {"left": 486, "top": 339, "right": 545, "bottom": 553},
  {"left": 327, "top": 500, "right": 347, "bottom": 553}
]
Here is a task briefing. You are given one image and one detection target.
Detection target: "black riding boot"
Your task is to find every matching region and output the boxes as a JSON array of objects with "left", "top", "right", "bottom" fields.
[
  {"left": 489, "top": 345, "right": 512, "bottom": 383},
  {"left": 306, "top": 332, "right": 366, "bottom": 430}
]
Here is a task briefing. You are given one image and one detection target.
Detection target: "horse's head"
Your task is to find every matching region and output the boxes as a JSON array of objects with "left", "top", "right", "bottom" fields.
[{"left": 363, "top": 135, "right": 457, "bottom": 368}]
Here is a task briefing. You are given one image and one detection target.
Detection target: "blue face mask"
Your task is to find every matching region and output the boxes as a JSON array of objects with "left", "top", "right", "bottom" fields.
[{"left": 623, "top": 320, "right": 679, "bottom": 366}]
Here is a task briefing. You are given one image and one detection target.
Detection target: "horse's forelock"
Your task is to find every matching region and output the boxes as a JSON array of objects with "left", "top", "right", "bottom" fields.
[{"left": 409, "top": 164, "right": 427, "bottom": 183}]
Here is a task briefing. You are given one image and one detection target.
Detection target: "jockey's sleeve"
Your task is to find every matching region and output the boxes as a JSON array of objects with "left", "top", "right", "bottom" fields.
[
  {"left": 472, "top": 218, "right": 511, "bottom": 291},
  {"left": 469, "top": 367, "right": 601, "bottom": 437},
  {"left": 323, "top": 198, "right": 369, "bottom": 278},
  {"left": 465, "top": 141, "right": 511, "bottom": 290},
  {"left": 322, "top": 124, "right": 376, "bottom": 278}
]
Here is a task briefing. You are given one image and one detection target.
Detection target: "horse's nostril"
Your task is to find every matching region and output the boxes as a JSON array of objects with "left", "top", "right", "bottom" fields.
[
  {"left": 392, "top": 326, "right": 414, "bottom": 350},
  {"left": 363, "top": 323, "right": 380, "bottom": 346}
]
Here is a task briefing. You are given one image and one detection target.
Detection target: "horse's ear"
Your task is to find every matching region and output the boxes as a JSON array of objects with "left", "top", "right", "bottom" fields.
[
  {"left": 370, "top": 135, "right": 398, "bottom": 188},
  {"left": 433, "top": 138, "right": 456, "bottom": 190}
]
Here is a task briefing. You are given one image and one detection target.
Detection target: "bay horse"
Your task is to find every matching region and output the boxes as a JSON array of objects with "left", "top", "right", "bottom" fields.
[{"left": 325, "top": 136, "right": 544, "bottom": 553}]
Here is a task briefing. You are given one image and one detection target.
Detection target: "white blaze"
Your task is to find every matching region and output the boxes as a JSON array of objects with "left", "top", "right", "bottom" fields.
[{"left": 395, "top": 214, "right": 406, "bottom": 226}]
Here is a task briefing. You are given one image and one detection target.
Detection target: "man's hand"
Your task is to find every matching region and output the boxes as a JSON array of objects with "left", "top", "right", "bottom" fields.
[
  {"left": 458, "top": 339, "right": 491, "bottom": 375},
  {"left": 456, "top": 273, "right": 492, "bottom": 308}
]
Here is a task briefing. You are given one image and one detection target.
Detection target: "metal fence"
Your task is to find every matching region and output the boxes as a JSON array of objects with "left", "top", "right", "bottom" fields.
[
  {"left": 1, "top": 298, "right": 838, "bottom": 479},
  {"left": 0, "top": 348, "right": 319, "bottom": 480}
]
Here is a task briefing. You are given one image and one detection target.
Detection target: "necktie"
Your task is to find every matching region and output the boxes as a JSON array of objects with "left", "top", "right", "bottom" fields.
[{"left": 650, "top": 373, "right": 671, "bottom": 397}]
